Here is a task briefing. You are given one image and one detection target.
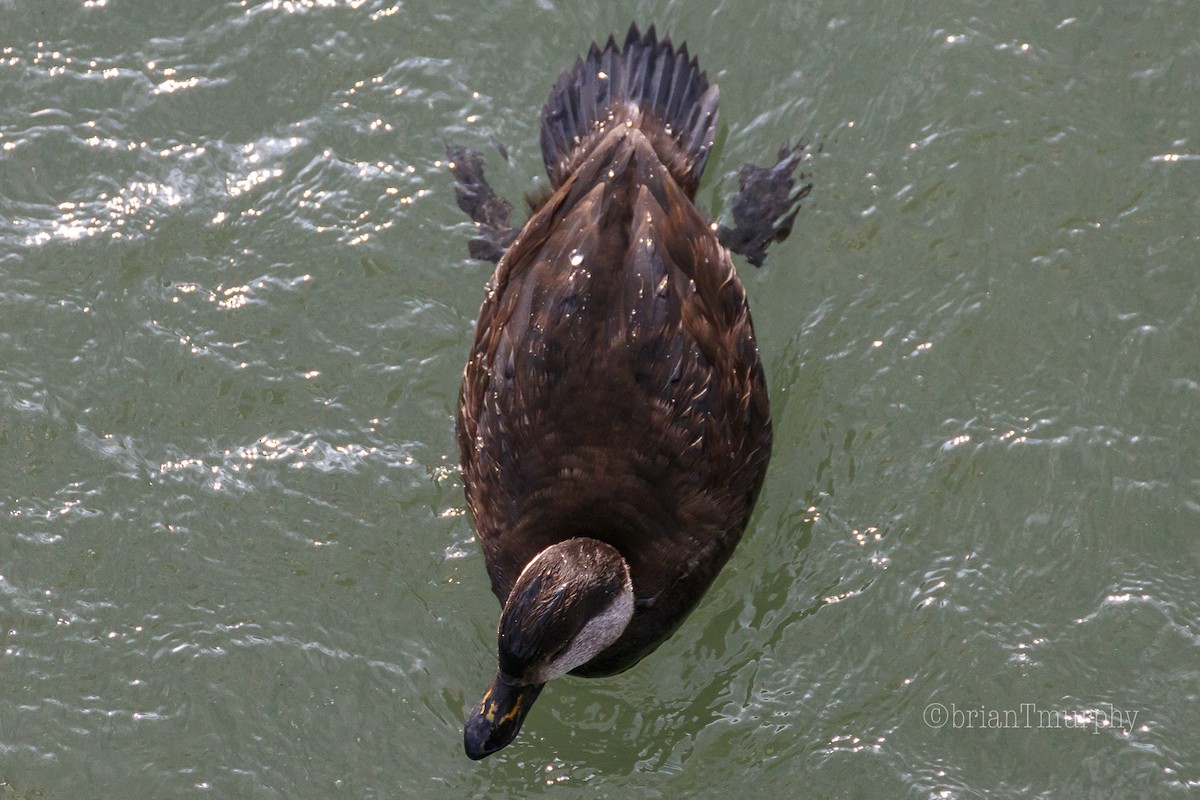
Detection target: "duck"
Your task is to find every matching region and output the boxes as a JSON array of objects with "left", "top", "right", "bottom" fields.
[{"left": 449, "top": 23, "right": 810, "bottom": 760}]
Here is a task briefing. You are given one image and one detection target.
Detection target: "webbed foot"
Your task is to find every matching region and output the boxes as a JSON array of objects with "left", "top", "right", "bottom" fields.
[
  {"left": 718, "top": 142, "right": 813, "bottom": 267},
  {"left": 446, "top": 145, "right": 518, "bottom": 263}
]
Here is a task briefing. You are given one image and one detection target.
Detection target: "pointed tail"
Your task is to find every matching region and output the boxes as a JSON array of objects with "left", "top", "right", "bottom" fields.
[{"left": 539, "top": 23, "right": 719, "bottom": 195}]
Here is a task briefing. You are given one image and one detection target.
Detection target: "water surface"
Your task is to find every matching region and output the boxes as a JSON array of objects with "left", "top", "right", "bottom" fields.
[{"left": 2, "top": 1, "right": 1198, "bottom": 797}]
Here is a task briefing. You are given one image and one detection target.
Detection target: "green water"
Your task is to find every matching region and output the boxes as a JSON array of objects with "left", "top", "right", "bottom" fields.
[{"left": 2, "top": 1, "right": 1197, "bottom": 797}]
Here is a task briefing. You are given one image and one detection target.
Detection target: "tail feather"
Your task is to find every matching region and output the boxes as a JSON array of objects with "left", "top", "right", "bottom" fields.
[{"left": 540, "top": 23, "right": 719, "bottom": 195}]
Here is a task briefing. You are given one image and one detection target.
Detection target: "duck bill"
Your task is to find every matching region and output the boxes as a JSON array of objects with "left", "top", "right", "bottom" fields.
[{"left": 464, "top": 672, "right": 544, "bottom": 760}]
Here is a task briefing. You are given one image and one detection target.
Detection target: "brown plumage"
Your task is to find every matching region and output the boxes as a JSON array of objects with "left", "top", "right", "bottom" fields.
[{"left": 452, "top": 23, "right": 807, "bottom": 759}]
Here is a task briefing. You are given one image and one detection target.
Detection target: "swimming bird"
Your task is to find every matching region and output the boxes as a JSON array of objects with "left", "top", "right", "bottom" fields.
[{"left": 449, "top": 23, "right": 810, "bottom": 760}]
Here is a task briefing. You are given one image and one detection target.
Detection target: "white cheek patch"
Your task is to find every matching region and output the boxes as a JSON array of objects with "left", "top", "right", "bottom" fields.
[{"left": 533, "top": 574, "right": 634, "bottom": 683}]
